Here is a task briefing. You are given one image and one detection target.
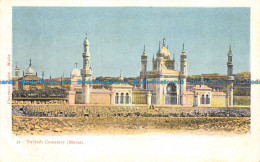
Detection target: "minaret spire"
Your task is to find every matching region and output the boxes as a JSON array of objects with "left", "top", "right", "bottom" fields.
[
  {"left": 29, "top": 59, "right": 31, "bottom": 67},
  {"left": 42, "top": 71, "right": 44, "bottom": 79},
  {"left": 143, "top": 44, "right": 145, "bottom": 53},
  {"left": 163, "top": 38, "right": 165, "bottom": 47},
  {"left": 228, "top": 45, "right": 232, "bottom": 56},
  {"left": 182, "top": 43, "right": 185, "bottom": 52},
  {"left": 75, "top": 62, "right": 78, "bottom": 68}
]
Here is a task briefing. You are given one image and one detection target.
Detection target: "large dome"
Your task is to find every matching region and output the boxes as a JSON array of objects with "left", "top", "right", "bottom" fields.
[
  {"left": 25, "top": 67, "right": 34, "bottom": 75},
  {"left": 160, "top": 46, "right": 170, "bottom": 57}
]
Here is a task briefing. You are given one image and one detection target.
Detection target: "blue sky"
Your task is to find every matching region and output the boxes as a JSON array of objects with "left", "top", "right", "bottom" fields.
[{"left": 13, "top": 7, "right": 250, "bottom": 78}]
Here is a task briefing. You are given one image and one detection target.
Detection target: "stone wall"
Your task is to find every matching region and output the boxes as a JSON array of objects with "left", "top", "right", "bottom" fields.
[
  {"left": 90, "top": 90, "right": 111, "bottom": 105},
  {"left": 132, "top": 90, "right": 147, "bottom": 104},
  {"left": 211, "top": 94, "right": 226, "bottom": 107},
  {"left": 12, "top": 100, "right": 67, "bottom": 105},
  {"left": 184, "top": 93, "right": 194, "bottom": 106},
  {"left": 13, "top": 105, "right": 250, "bottom": 118}
]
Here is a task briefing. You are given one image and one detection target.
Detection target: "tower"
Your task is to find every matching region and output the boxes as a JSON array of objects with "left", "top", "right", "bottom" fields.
[
  {"left": 179, "top": 43, "right": 187, "bottom": 105},
  {"left": 81, "top": 33, "right": 92, "bottom": 104},
  {"left": 15, "top": 64, "right": 20, "bottom": 76},
  {"left": 226, "top": 46, "right": 234, "bottom": 106},
  {"left": 140, "top": 45, "right": 147, "bottom": 89}
]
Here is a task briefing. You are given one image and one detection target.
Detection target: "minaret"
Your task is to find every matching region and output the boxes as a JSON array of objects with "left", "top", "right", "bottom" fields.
[
  {"left": 15, "top": 64, "right": 20, "bottom": 76},
  {"left": 140, "top": 45, "right": 147, "bottom": 89},
  {"left": 226, "top": 45, "right": 234, "bottom": 106},
  {"left": 81, "top": 33, "right": 92, "bottom": 104},
  {"left": 179, "top": 43, "right": 187, "bottom": 105}
]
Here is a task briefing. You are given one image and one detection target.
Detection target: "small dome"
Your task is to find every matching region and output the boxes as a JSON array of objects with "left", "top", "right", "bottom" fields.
[
  {"left": 25, "top": 67, "right": 34, "bottom": 75},
  {"left": 15, "top": 65, "right": 19, "bottom": 69},
  {"left": 142, "top": 51, "right": 147, "bottom": 56},
  {"left": 119, "top": 75, "right": 124, "bottom": 81},
  {"left": 72, "top": 68, "right": 80, "bottom": 77}
]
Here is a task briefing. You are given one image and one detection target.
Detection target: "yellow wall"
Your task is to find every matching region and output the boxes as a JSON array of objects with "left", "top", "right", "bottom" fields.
[
  {"left": 211, "top": 95, "right": 226, "bottom": 107},
  {"left": 90, "top": 92, "right": 111, "bottom": 105},
  {"left": 184, "top": 94, "right": 193, "bottom": 106},
  {"left": 132, "top": 90, "right": 147, "bottom": 104},
  {"left": 75, "top": 93, "right": 81, "bottom": 104}
]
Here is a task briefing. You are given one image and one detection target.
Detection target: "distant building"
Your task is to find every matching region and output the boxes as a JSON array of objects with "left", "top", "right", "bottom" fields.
[{"left": 12, "top": 59, "right": 70, "bottom": 91}]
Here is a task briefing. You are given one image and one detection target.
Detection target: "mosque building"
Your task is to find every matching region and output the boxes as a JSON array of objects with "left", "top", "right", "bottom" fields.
[
  {"left": 67, "top": 33, "right": 230, "bottom": 107},
  {"left": 12, "top": 33, "right": 234, "bottom": 107},
  {"left": 12, "top": 59, "right": 70, "bottom": 92}
]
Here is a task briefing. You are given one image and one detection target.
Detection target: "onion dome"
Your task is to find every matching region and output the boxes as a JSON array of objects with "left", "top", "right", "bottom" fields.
[
  {"left": 25, "top": 67, "right": 34, "bottom": 75},
  {"left": 25, "top": 59, "right": 34, "bottom": 75},
  {"left": 71, "top": 63, "right": 81, "bottom": 78},
  {"left": 72, "top": 68, "right": 80, "bottom": 77}
]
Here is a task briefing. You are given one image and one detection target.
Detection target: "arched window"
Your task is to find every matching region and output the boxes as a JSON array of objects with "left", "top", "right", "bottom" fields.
[
  {"left": 120, "top": 93, "right": 124, "bottom": 104},
  {"left": 125, "top": 93, "right": 129, "bottom": 104},
  {"left": 115, "top": 93, "right": 119, "bottom": 104},
  {"left": 206, "top": 94, "right": 210, "bottom": 104},
  {"left": 201, "top": 94, "right": 205, "bottom": 104}
]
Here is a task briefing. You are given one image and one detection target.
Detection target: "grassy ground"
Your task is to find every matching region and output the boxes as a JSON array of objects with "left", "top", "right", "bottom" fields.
[
  {"left": 12, "top": 116, "right": 250, "bottom": 135},
  {"left": 234, "top": 97, "right": 250, "bottom": 105}
]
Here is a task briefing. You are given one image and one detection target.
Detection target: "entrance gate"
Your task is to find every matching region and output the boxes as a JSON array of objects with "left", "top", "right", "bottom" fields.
[{"left": 165, "top": 84, "right": 177, "bottom": 105}]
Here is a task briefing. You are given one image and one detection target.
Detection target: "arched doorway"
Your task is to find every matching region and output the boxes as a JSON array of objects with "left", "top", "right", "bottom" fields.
[
  {"left": 125, "top": 93, "right": 129, "bottom": 104},
  {"left": 120, "top": 93, "right": 124, "bottom": 104},
  {"left": 165, "top": 84, "right": 177, "bottom": 105},
  {"left": 115, "top": 93, "right": 119, "bottom": 104}
]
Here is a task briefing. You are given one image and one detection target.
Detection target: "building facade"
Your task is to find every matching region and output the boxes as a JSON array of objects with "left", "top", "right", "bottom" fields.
[
  {"left": 12, "top": 34, "right": 235, "bottom": 107},
  {"left": 68, "top": 34, "right": 229, "bottom": 107}
]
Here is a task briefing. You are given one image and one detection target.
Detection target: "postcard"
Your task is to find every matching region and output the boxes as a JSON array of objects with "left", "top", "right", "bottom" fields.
[{"left": 1, "top": 0, "right": 260, "bottom": 161}]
